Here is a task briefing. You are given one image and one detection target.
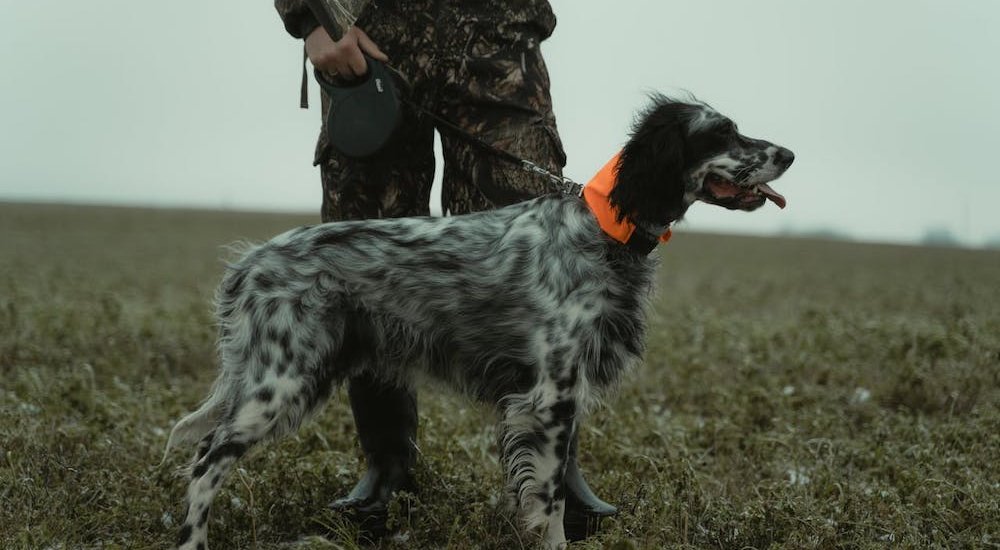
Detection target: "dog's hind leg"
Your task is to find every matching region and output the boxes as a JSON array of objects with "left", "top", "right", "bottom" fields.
[
  {"left": 174, "top": 349, "right": 345, "bottom": 549},
  {"left": 174, "top": 339, "right": 340, "bottom": 549},
  {"left": 500, "top": 382, "right": 579, "bottom": 549},
  {"left": 175, "top": 405, "right": 263, "bottom": 549},
  {"left": 173, "top": 371, "right": 309, "bottom": 550}
]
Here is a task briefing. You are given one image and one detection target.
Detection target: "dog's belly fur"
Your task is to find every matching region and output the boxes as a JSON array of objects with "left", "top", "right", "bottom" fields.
[{"left": 218, "top": 194, "right": 654, "bottom": 405}]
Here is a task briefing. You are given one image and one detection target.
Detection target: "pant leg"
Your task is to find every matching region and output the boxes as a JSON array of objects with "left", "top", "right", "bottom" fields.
[
  {"left": 317, "top": 103, "right": 436, "bottom": 221},
  {"left": 312, "top": 2, "right": 437, "bottom": 503},
  {"left": 315, "top": 0, "right": 439, "bottom": 221},
  {"left": 433, "top": 0, "right": 566, "bottom": 213}
]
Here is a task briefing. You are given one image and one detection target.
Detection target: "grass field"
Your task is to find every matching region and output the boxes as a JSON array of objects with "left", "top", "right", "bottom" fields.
[{"left": 1, "top": 202, "right": 998, "bottom": 549}]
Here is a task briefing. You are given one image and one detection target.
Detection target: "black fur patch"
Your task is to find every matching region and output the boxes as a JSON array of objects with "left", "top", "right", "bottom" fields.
[
  {"left": 256, "top": 387, "right": 274, "bottom": 403},
  {"left": 176, "top": 524, "right": 192, "bottom": 546},
  {"left": 193, "top": 441, "right": 247, "bottom": 479},
  {"left": 197, "top": 506, "right": 210, "bottom": 527}
]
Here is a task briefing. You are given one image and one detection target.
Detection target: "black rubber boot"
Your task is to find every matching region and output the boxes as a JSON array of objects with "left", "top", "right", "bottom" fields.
[
  {"left": 329, "top": 373, "right": 418, "bottom": 535},
  {"left": 563, "top": 431, "right": 618, "bottom": 541},
  {"left": 329, "top": 374, "right": 615, "bottom": 541}
]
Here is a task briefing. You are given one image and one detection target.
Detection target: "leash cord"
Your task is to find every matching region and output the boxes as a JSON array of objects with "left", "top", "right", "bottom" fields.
[
  {"left": 381, "top": 59, "right": 583, "bottom": 198},
  {"left": 399, "top": 95, "right": 584, "bottom": 197}
]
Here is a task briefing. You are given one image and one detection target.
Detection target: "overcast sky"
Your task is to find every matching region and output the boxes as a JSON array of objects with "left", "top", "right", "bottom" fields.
[{"left": 2, "top": 1, "right": 999, "bottom": 246}]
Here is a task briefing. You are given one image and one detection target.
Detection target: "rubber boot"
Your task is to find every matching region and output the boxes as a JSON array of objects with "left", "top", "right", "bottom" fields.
[
  {"left": 563, "top": 430, "right": 618, "bottom": 541},
  {"left": 328, "top": 374, "right": 615, "bottom": 541},
  {"left": 329, "top": 373, "right": 418, "bottom": 536}
]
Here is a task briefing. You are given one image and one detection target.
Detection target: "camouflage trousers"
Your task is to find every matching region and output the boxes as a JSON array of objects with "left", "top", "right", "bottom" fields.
[{"left": 315, "top": 0, "right": 565, "bottom": 222}]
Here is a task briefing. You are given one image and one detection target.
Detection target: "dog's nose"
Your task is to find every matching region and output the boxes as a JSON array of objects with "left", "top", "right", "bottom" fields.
[{"left": 775, "top": 147, "right": 795, "bottom": 169}]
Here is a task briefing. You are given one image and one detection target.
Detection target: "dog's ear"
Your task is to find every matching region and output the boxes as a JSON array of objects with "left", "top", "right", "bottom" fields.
[{"left": 610, "top": 99, "right": 690, "bottom": 225}]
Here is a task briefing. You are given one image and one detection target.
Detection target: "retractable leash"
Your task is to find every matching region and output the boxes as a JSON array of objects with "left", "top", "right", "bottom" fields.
[
  {"left": 302, "top": 3, "right": 668, "bottom": 254},
  {"left": 302, "top": 0, "right": 582, "bottom": 196},
  {"left": 312, "top": 53, "right": 581, "bottom": 197},
  {"left": 313, "top": 55, "right": 672, "bottom": 253},
  {"left": 389, "top": 85, "right": 584, "bottom": 198},
  {"left": 320, "top": 58, "right": 670, "bottom": 254}
]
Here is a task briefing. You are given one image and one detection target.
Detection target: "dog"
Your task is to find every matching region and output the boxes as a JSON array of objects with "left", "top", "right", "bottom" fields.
[{"left": 164, "top": 95, "right": 793, "bottom": 549}]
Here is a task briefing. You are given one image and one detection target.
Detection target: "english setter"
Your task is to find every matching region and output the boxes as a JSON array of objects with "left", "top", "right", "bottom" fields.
[{"left": 165, "top": 95, "right": 793, "bottom": 549}]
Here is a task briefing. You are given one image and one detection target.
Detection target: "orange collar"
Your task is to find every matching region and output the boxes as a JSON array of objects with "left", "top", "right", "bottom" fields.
[{"left": 582, "top": 152, "right": 672, "bottom": 250}]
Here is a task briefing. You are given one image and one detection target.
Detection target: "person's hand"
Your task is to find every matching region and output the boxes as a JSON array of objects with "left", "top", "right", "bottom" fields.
[{"left": 305, "top": 26, "right": 388, "bottom": 79}]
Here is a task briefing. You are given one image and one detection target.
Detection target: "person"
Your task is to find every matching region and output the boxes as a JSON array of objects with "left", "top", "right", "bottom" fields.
[{"left": 273, "top": 0, "right": 616, "bottom": 539}]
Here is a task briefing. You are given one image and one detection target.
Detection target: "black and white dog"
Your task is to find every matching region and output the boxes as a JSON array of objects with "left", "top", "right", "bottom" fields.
[{"left": 165, "top": 95, "right": 793, "bottom": 549}]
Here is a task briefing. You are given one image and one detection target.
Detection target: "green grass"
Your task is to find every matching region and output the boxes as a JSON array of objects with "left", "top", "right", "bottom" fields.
[{"left": 1, "top": 202, "right": 998, "bottom": 549}]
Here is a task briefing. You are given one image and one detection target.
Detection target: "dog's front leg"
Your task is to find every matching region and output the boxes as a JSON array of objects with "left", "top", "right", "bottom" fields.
[{"left": 500, "top": 387, "right": 578, "bottom": 549}]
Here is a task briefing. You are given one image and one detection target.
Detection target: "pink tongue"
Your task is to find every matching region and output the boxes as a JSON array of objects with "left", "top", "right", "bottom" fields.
[{"left": 758, "top": 183, "right": 787, "bottom": 209}]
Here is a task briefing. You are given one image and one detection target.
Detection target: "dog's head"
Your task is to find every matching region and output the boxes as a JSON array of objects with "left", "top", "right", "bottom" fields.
[{"left": 610, "top": 95, "right": 794, "bottom": 225}]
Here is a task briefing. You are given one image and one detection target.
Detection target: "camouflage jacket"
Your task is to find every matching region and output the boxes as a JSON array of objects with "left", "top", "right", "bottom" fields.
[{"left": 274, "top": 0, "right": 370, "bottom": 40}]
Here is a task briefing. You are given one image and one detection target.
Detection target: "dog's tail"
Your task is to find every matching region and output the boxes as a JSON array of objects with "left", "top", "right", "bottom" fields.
[{"left": 159, "top": 387, "right": 226, "bottom": 467}]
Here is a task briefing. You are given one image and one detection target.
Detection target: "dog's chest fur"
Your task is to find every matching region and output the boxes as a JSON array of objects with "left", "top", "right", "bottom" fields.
[{"left": 229, "top": 193, "right": 658, "bottom": 403}]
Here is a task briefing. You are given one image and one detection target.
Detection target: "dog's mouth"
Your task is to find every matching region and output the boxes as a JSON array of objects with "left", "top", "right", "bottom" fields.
[{"left": 700, "top": 173, "right": 786, "bottom": 211}]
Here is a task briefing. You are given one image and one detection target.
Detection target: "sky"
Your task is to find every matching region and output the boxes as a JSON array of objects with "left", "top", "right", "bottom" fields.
[{"left": 2, "top": 0, "right": 999, "bottom": 247}]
